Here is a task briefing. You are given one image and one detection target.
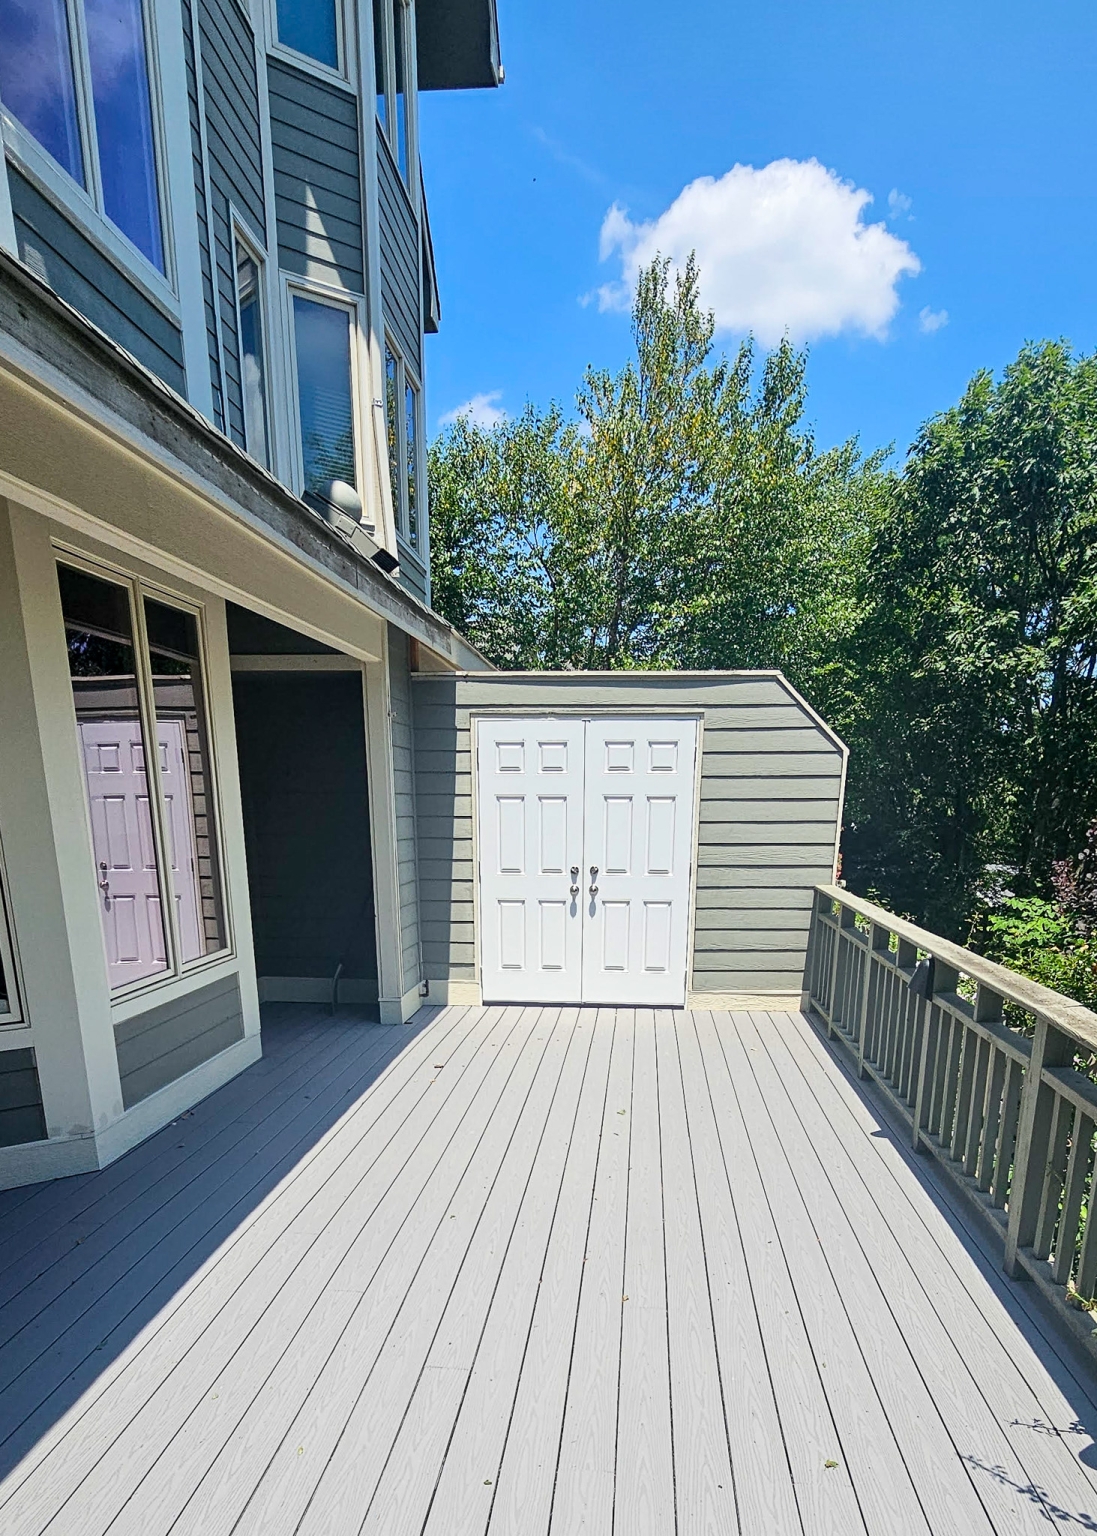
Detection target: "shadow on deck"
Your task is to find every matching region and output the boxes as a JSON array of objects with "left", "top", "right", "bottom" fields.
[{"left": 1, "top": 1002, "right": 1097, "bottom": 1534}]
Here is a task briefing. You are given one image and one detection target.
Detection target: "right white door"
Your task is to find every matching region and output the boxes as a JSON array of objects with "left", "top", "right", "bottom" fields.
[{"left": 581, "top": 718, "right": 699, "bottom": 1005}]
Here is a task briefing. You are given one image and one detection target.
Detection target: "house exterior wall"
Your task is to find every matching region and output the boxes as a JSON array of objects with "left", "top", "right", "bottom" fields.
[{"left": 412, "top": 671, "right": 847, "bottom": 1008}]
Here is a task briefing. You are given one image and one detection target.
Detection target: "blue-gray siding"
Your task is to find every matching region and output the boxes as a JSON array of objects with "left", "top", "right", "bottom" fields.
[
  {"left": 411, "top": 673, "right": 845, "bottom": 998},
  {"left": 0, "top": 1047, "right": 45, "bottom": 1146},
  {"left": 388, "top": 627, "right": 422, "bottom": 994},
  {"left": 198, "top": 0, "right": 265, "bottom": 448},
  {"left": 268, "top": 60, "right": 363, "bottom": 295},
  {"left": 8, "top": 171, "right": 185, "bottom": 394},
  {"left": 377, "top": 131, "right": 421, "bottom": 372},
  {"left": 114, "top": 974, "right": 244, "bottom": 1109},
  {"left": 182, "top": 0, "right": 222, "bottom": 427}
]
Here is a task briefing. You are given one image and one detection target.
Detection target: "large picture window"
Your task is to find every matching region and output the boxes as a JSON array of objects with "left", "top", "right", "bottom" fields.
[
  {"left": 58, "top": 561, "right": 227, "bottom": 995},
  {"left": 384, "top": 338, "right": 421, "bottom": 550},
  {"left": 0, "top": 0, "right": 165, "bottom": 270}
]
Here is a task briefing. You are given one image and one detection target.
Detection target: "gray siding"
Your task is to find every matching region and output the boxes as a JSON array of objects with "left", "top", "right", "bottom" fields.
[
  {"left": 411, "top": 673, "right": 845, "bottom": 999},
  {"left": 269, "top": 60, "right": 363, "bottom": 295},
  {"left": 198, "top": 0, "right": 265, "bottom": 449},
  {"left": 8, "top": 171, "right": 185, "bottom": 394},
  {"left": 182, "top": 0, "right": 223, "bottom": 427},
  {"left": 398, "top": 555, "right": 429, "bottom": 604},
  {"left": 377, "top": 131, "right": 420, "bottom": 372},
  {"left": 389, "top": 626, "right": 422, "bottom": 994},
  {"left": 114, "top": 975, "right": 244, "bottom": 1109},
  {"left": 0, "top": 1048, "right": 45, "bottom": 1146}
]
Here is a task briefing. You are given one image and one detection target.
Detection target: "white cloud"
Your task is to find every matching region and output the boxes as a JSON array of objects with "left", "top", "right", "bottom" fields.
[
  {"left": 439, "top": 391, "right": 508, "bottom": 429},
  {"left": 887, "top": 188, "right": 913, "bottom": 219},
  {"left": 918, "top": 306, "right": 949, "bottom": 333},
  {"left": 597, "top": 158, "right": 921, "bottom": 346}
]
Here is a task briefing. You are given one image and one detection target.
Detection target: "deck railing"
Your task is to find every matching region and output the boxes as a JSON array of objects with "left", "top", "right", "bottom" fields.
[{"left": 807, "top": 883, "right": 1097, "bottom": 1342}]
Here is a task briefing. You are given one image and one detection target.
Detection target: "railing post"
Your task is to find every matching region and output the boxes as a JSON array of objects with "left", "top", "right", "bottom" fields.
[
  {"left": 823, "top": 899, "right": 843, "bottom": 1037},
  {"left": 1004, "top": 1016, "right": 1075, "bottom": 1277}
]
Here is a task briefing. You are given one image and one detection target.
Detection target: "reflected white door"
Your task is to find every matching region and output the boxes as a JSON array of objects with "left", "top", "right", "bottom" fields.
[
  {"left": 477, "top": 718, "right": 586, "bottom": 1004},
  {"left": 80, "top": 718, "right": 202, "bottom": 988},
  {"left": 476, "top": 717, "right": 698, "bottom": 1006}
]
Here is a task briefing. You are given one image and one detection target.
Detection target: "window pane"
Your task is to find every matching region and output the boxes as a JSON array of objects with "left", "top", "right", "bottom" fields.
[
  {"left": 393, "top": 0, "right": 408, "bottom": 178},
  {"left": 293, "top": 297, "right": 356, "bottom": 495},
  {"left": 84, "top": 0, "right": 163, "bottom": 270},
  {"left": 404, "top": 377, "right": 419, "bottom": 548},
  {"left": 58, "top": 564, "right": 170, "bottom": 991},
  {"left": 236, "top": 245, "right": 269, "bottom": 469},
  {"left": 385, "top": 345, "right": 401, "bottom": 529},
  {"left": 144, "top": 599, "right": 227, "bottom": 962},
  {"left": 372, "top": 0, "right": 388, "bottom": 131},
  {"left": 0, "top": 0, "right": 84, "bottom": 186},
  {"left": 277, "top": 0, "right": 338, "bottom": 69}
]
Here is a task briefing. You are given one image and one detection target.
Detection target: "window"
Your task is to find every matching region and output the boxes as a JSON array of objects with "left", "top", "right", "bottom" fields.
[
  {"left": 235, "top": 239, "right": 270, "bottom": 469},
  {"left": 58, "top": 562, "right": 227, "bottom": 996},
  {"left": 0, "top": 0, "right": 164, "bottom": 271},
  {"left": 384, "top": 339, "right": 421, "bottom": 550},
  {"left": 373, "top": 0, "right": 413, "bottom": 181},
  {"left": 292, "top": 295, "right": 356, "bottom": 499},
  {"left": 275, "top": 0, "right": 339, "bottom": 71},
  {"left": 0, "top": 854, "right": 23, "bottom": 1028}
]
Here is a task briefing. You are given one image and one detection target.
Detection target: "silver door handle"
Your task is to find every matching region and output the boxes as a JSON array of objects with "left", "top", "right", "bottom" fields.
[
  {"left": 98, "top": 861, "right": 111, "bottom": 902},
  {"left": 570, "top": 866, "right": 580, "bottom": 895},
  {"left": 570, "top": 885, "right": 580, "bottom": 897},
  {"left": 589, "top": 864, "right": 599, "bottom": 896}
]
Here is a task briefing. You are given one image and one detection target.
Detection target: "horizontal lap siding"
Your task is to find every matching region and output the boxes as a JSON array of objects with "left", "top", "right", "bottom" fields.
[
  {"left": 269, "top": 61, "right": 363, "bottom": 294},
  {"left": 198, "top": 0, "right": 265, "bottom": 448},
  {"left": 412, "top": 674, "right": 844, "bottom": 996},
  {"left": 182, "top": 0, "right": 222, "bottom": 423},
  {"left": 377, "top": 132, "right": 420, "bottom": 371},
  {"left": 388, "top": 628, "right": 421, "bottom": 994},
  {"left": 8, "top": 172, "right": 185, "bottom": 393},
  {"left": 0, "top": 1049, "right": 46, "bottom": 1146},
  {"left": 114, "top": 975, "right": 244, "bottom": 1109}
]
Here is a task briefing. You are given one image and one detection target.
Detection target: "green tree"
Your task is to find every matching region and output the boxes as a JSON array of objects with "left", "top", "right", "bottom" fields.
[
  {"left": 429, "top": 256, "right": 886, "bottom": 683},
  {"left": 840, "top": 341, "right": 1097, "bottom": 935}
]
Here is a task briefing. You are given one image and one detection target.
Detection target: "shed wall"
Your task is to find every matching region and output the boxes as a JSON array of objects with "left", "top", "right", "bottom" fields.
[{"left": 411, "top": 672, "right": 845, "bottom": 1003}]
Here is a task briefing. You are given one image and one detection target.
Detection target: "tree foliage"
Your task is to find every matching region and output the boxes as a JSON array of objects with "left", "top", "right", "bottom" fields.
[{"left": 429, "top": 263, "right": 1097, "bottom": 972}]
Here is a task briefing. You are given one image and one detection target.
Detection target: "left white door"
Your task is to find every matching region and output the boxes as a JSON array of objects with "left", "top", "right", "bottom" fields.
[
  {"left": 81, "top": 718, "right": 202, "bottom": 987},
  {"left": 476, "top": 717, "right": 586, "bottom": 1004}
]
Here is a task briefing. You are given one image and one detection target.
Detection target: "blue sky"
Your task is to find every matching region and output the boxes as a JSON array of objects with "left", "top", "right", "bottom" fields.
[{"left": 419, "top": 0, "right": 1097, "bottom": 462}]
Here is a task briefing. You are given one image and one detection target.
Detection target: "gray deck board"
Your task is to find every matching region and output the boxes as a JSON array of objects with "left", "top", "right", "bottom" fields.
[{"left": 2, "top": 1004, "right": 1097, "bottom": 1534}]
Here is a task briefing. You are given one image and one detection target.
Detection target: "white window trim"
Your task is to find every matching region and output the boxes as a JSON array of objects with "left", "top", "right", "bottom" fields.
[
  {"left": 266, "top": 0, "right": 356, "bottom": 88},
  {"left": 55, "top": 550, "right": 235, "bottom": 1011},
  {"left": 229, "top": 211, "right": 277, "bottom": 470},
  {"left": 384, "top": 330, "right": 425, "bottom": 561},
  {"left": 282, "top": 276, "right": 370, "bottom": 506},
  {"left": 373, "top": 0, "right": 418, "bottom": 197},
  {"left": 0, "top": 838, "right": 26, "bottom": 1030},
  {"left": 0, "top": 0, "right": 181, "bottom": 314}
]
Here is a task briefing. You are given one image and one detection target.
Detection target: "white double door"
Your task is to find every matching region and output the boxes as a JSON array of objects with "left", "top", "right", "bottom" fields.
[{"left": 477, "top": 716, "right": 698, "bottom": 1006}]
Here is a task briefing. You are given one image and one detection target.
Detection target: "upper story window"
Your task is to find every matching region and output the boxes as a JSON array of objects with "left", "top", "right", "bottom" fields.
[
  {"left": 275, "top": 0, "right": 341, "bottom": 72},
  {"left": 292, "top": 293, "right": 357, "bottom": 502},
  {"left": 234, "top": 239, "right": 270, "bottom": 470},
  {"left": 0, "top": 0, "right": 164, "bottom": 271},
  {"left": 385, "top": 338, "right": 421, "bottom": 551},
  {"left": 373, "top": 0, "right": 413, "bottom": 182}
]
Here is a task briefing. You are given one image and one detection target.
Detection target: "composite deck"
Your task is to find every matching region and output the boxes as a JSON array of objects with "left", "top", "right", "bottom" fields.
[{"left": 1, "top": 1005, "right": 1097, "bottom": 1534}]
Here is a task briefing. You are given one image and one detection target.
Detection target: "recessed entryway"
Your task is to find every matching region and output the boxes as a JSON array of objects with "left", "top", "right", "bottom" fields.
[{"left": 476, "top": 716, "right": 699, "bottom": 1005}]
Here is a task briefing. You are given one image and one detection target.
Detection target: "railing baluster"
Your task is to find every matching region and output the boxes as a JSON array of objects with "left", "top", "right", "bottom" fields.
[
  {"left": 1034, "top": 1095, "right": 1074, "bottom": 1260},
  {"left": 991, "top": 1057, "right": 1024, "bottom": 1210},
  {"left": 1054, "top": 1110, "right": 1094, "bottom": 1286},
  {"left": 951, "top": 1023, "right": 978, "bottom": 1161},
  {"left": 1005, "top": 1018, "right": 1075, "bottom": 1276},
  {"left": 978, "top": 1047, "right": 1007, "bottom": 1192},
  {"left": 964, "top": 1036, "right": 991, "bottom": 1177},
  {"left": 1074, "top": 1168, "right": 1097, "bottom": 1299}
]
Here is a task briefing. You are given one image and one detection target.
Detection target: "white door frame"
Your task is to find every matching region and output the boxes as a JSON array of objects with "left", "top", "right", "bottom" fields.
[{"left": 472, "top": 710, "right": 704, "bottom": 1007}]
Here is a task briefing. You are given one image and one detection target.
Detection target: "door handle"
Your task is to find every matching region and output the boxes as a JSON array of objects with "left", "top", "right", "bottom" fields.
[
  {"left": 98, "top": 861, "right": 111, "bottom": 902},
  {"left": 589, "top": 865, "right": 599, "bottom": 896},
  {"left": 570, "top": 865, "right": 580, "bottom": 897}
]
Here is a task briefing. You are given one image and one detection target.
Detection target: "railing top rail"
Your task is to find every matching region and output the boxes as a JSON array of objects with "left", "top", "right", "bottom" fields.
[{"left": 816, "top": 882, "right": 1097, "bottom": 1054}]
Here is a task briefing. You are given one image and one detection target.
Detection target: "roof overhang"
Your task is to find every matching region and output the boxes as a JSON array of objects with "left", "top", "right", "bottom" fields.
[{"left": 416, "top": 0, "right": 502, "bottom": 90}]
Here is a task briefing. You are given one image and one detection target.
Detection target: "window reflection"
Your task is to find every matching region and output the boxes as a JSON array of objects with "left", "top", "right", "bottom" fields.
[
  {"left": 277, "top": 0, "right": 338, "bottom": 69},
  {"left": 293, "top": 297, "right": 356, "bottom": 496},
  {"left": 404, "top": 377, "right": 419, "bottom": 548},
  {"left": 393, "top": 0, "right": 408, "bottom": 178},
  {"left": 385, "top": 344, "right": 401, "bottom": 523},
  {"left": 84, "top": 0, "right": 163, "bottom": 269},
  {"left": 0, "top": 0, "right": 85, "bottom": 186},
  {"left": 236, "top": 244, "right": 269, "bottom": 468},
  {"left": 373, "top": 0, "right": 389, "bottom": 131},
  {"left": 144, "top": 599, "right": 227, "bottom": 961},
  {"left": 58, "top": 564, "right": 170, "bottom": 990}
]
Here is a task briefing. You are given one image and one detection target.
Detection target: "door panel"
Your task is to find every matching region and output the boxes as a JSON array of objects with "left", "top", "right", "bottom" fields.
[
  {"left": 477, "top": 718, "right": 586, "bottom": 1002},
  {"left": 581, "top": 718, "right": 698, "bottom": 1005},
  {"left": 476, "top": 715, "right": 698, "bottom": 1006}
]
